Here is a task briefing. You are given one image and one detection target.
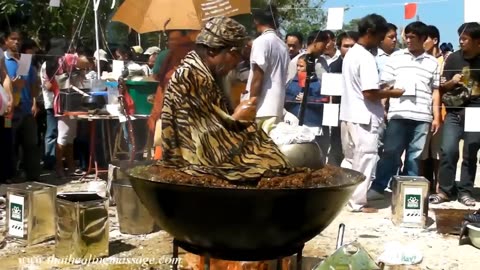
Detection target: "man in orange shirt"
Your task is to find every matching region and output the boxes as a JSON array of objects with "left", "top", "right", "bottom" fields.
[{"left": 149, "top": 30, "right": 199, "bottom": 160}]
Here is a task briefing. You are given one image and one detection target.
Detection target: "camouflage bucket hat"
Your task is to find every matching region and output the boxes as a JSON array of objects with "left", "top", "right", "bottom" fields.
[{"left": 196, "top": 16, "right": 248, "bottom": 49}]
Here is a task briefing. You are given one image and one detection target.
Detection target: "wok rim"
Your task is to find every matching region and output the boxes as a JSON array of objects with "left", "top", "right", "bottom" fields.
[{"left": 124, "top": 166, "right": 365, "bottom": 192}]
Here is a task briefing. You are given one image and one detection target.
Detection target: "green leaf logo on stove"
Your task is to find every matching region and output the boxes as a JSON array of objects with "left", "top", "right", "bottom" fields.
[
  {"left": 10, "top": 203, "right": 22, "bottom": 222},
  {"left": 405, "top": 195, "right": 421, "bottom": 210}
]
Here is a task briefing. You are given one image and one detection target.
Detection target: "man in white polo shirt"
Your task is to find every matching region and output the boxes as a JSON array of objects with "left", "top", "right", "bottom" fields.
[
  {"left": 243, "top": 5, "right": 289, "bottom": 133},
  {"left": 368, "top": 21, "right": 441, "bottom": 201},
  {"left": 340, "top": 14, "right": 404, "bottom": 212}
]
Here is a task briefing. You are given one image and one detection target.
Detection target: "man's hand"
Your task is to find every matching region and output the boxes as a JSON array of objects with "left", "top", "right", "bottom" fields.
[
  {"left": 295, "top": 93, "right": 304, "bottom": 101},
  {"left": 431, "top": 118, "right": 442, "bottom": 135},
  {"left": 452, "top": 74, "right": 463, "bottom": 85},
  {"left": 44, "top": 81, "right": 52, "bottom": 91},
  {"left": 31, "top": 102, "right": 38, "bottom": 117},
  {"left": 389, "top": 88, "right": 405, "bottom": 98},
  {"left": 6, "top": 99, "right": 12, "bottom": 115},
  {"left": 232, "top": 97, "right": 257, "bottom": 121}
]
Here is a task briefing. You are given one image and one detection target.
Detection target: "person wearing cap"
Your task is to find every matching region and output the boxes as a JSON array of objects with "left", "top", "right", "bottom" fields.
[
  {"left": 131, "top": 45, "right": 143, "bottom": 55},
  {"left": 158, "top": 16, "right": 295, "bottom": 181},
  {"left": 94, "top": 49, "right": 111, "bottom": 75},
  {"left": 141, "top": 47, "right": 161, "bottom": 77},
  {"left": 144, "top": 46, "right": 161, "bottom": 56}
]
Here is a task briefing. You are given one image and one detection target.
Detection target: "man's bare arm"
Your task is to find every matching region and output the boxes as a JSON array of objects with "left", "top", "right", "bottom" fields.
[
  {"left": 1, "top": 60, "right": 13, "bottom": 112},
  {"left": 363, "top": 88, "right": 405, "bottom": 101},
  {"left": 440, "top": 74, "right": 462, "bottom": 94},
  {"left": 248, "top": 64, "right": 264, "bottom": 98}
]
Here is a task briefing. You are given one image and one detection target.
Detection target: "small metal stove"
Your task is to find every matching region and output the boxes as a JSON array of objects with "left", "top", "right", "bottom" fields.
[{"left": 170, "top": 224, "right": 345, "bottom": 270}]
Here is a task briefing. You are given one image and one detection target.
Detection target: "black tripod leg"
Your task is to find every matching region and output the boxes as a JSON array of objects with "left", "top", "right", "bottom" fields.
[
  {"left": 172, "top": 239, "right": 178, "bottom": 270},
  {"left": 297, "top": 249, "right": 303, "bottom": 270}
]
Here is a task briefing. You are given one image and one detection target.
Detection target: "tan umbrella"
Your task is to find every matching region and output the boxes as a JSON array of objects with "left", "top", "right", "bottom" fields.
[{"left": 112, "top": 0, "right": 250, "bottom": 33}]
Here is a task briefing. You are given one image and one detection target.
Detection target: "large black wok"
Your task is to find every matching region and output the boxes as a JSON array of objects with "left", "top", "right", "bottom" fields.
[{"left": 126, "top": 165, "right": 364, "bottom": 261}]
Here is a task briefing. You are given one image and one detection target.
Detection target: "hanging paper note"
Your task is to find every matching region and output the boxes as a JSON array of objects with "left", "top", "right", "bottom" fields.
[
  {"left": 464, "top": 107, "right": 480, "bottom": 132},
  {"left": 321, "top": 73, "right": 344, "bottom": 96},
  {"left": 49, "top": 0, "right": 61, "bottom": 7},
  {"left": 322, "top": 104, "right": 339, "bottom": 127},
  {"left": 112, "top": 60, "right": 124, "bottom": 77},
  {"left": 404, "top": 3, "right": 417, "bottom": 20},
  {"left": 326, "top": 8, "right": 344, "bottom": 30},
  {"left": 464, "top": 0, "right": 480, "bottom": 23},
  {"left": 16, "top": 54, "right": 32, "bottom": 76}
]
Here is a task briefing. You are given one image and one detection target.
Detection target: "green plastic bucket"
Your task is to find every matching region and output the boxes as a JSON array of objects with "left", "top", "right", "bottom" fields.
[{"left": 126, "top": 80, "right": 159, "bottom": 115}]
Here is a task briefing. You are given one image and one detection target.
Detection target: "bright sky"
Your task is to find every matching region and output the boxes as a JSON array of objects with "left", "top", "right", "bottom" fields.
[{"left": 323, "top": 0, "right": 463, "bottom": 46}]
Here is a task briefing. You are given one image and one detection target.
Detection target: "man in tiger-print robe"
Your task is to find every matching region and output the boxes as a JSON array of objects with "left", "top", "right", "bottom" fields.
[{"left": 158, "top": 16, "right": 296, "bottom": 181}]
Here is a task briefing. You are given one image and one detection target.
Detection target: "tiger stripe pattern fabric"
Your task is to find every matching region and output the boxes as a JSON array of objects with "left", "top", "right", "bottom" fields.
[{"left": 159, "top": 51, "right": 296, "bottom": 181}]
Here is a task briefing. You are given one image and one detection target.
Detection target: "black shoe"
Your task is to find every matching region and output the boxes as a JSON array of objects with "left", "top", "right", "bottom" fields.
[{"left": 465, "top": 209, "right": 480, "bottom": 223}]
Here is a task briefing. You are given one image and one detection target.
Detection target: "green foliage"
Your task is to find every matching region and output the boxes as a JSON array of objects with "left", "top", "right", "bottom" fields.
[
  {"left": 0, "top": 0, "right": 116, "bottom": 48},
  {"left": 343, "top": 18, "right": 360, "bottom": 32},
  {"left": 251, "top": 0, "right": 326, "bottom": 37}
]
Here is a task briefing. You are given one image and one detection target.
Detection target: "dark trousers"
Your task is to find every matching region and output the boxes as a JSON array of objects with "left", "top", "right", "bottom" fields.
[
  {"left": 439, "top": 111, "right": 465, "bottom": 198},
  {"left": 0, "top": 116, "right": 14, "bottom": 182},
  {"left": 11, "top": 108, "right": 41, "bottom": 181},
  {"left": 328, "top": 125, "right": 344, "bottom": 166},
  {"left": 459, "top": 104, "right": 480, "bottom": 197}
]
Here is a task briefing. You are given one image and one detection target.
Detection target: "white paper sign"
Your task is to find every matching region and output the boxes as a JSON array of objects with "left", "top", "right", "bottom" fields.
[
  {"left": 8, "top": 194, "right": 24, "bottom": 238},
  {"left": 321, "top": 73, "right": 344, "bottom": 96},
  {"left": 16, "top": 54, "right": 32, "bottom": 76},
  {"left": 394, "top": 74, "right": 416, "bottom": 96},
  {"left": 112, "top": 60, "right": 124, "bottom": 77},
  {"left": 326, "top": 7, "right": 345, "bottom": 30},
  {"left": 464, "top": 0, "right": 480, "bottom": 23},
  {"left": 464, "top": 107, "right": 480, "bottom": 132},
  {"left": 322, "top": 103, "right": 339, "bottom": 127},
  {"left": 49, "top": 0, "right": 61, "bottom": 7}
]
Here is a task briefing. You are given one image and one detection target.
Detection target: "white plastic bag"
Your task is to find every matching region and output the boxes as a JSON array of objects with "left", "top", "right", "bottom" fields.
[{"left": 269, "top": 122, "right": 316, "bottom": 145}]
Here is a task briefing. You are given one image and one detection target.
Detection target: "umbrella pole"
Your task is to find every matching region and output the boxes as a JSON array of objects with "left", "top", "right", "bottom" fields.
[{"left": 93, "top": 0, "right": 101, "bottom": 77}]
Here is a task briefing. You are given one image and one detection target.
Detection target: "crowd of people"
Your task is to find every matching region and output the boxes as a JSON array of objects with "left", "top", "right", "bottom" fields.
[
  {"left": 0, "top": 29, "right": 162, "bottom": 183},
  {"left": 1, "top": 5, "right": 479, "bottom": 216},
  {"left": 242, "top": 9, "right": 479, "bottom": 212},
  {"left": 248, "top": 8, "right": 479, "bottom": 212},
  {"left": 148, "top": 6, "right": 479, "bottom": 213}
]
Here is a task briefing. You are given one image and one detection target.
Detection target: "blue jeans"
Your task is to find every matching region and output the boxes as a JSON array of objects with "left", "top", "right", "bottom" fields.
[
  {"left": 121, "top": 119, "right": 148, "bottom": 160},
  {"left": 438, "top": 111, "right": 464, "bottom": 198},
  {"left": 44, "top": 109, "right": 57, "bottom": 169},
  {"left": 371, "top": 119, "right": 430, "bottom": 193}
]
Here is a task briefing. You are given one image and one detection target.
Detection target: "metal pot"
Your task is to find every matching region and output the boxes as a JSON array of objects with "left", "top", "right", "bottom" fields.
[
  {"left": 125, "top": 162, "right": 364, "bottom": 261},
  {"left": 81, "top": 94, "right": 106, "bottom": 111},
  {"left": 278, "top": 142, "right": 324, "bottom": 170}
]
